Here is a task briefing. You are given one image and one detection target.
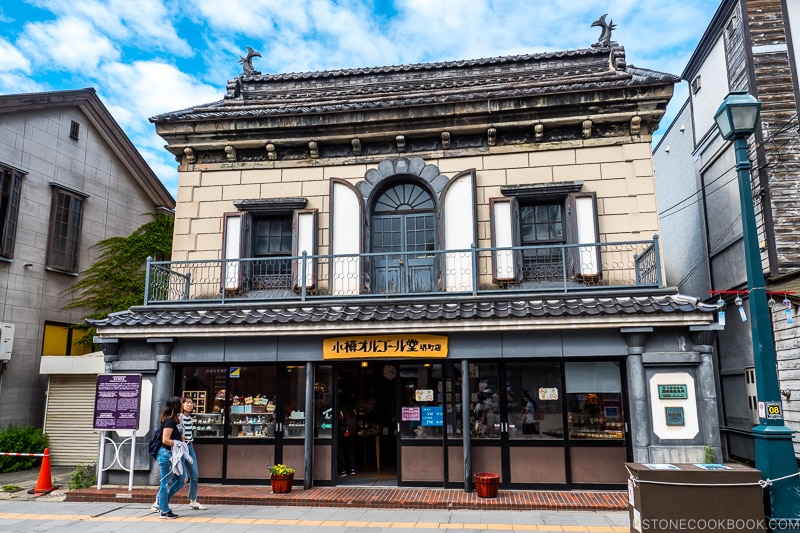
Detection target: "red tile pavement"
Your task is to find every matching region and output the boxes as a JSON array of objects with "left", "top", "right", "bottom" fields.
[{"left": 66, "top": 484, "right": 629, "bottom": 511}]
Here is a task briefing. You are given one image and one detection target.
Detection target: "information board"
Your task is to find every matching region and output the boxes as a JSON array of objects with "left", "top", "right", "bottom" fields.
[
  {"left": 421, "top": 406, "right": 443, "bottom": 426},
  {"left": 93, "top": 374, "right": 142, "bottom": 431}
]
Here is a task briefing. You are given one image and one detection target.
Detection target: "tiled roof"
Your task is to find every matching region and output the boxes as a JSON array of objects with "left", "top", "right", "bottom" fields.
[
  {"left": 91, "top": 293, "right": 716, "bottom": 331},
  {"left": 151, "top": 45, "right": 678, "bottom": 123}
]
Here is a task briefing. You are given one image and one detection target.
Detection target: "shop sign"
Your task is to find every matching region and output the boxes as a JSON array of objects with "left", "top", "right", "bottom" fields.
[
  {"left": 421, "top": 406, "right": 443, "bottom": 426},
  {"left": 93, "top": 374, "right": 142, "bottom": 431},
  {"left": 402, "top": 407, "right": 420, "bottom": 421},
  {"left": 323, "top": 334, "right": 448, "bottom": 359},
  {"left": 665, "top": 407, "right": 685, "bottom": 426},
  {"left": 538, "top": 387, "right": 559, "bottom": 401},
  {"left": 415, "top": 389, "right": 434, "bottom": 402},
  {"left": 657, "top": 384, "right": 688, "bottom": 399}
]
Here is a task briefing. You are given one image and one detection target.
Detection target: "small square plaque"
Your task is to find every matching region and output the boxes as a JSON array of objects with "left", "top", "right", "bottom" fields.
[{"left": 665, "top": 406, "right": 685, "bottom": 426}]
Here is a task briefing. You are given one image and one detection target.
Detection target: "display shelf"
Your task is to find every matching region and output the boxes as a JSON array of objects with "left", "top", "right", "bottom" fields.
[
  {"left": 195, "top": 413, "right": 224, "bottom": 437},
  {"left": 182, "top": 390, "right": 207, "bottom": 413},
  {"left": 231, "top": 413, "right": 272, "bottom": 438}
]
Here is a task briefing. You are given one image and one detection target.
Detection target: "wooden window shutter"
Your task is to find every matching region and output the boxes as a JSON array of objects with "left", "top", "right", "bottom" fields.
[
  {"left": 292, "top": 209, "right": 317, "bottom": 289},
  {"left": 490, "top": 197, "right": 521, "bottom": 282},
  {"left": 568, "top": 192, "right": 600, "bottom": 278},
  {"left": 222, "top": 212, "right": 244, "bottom": 291}
]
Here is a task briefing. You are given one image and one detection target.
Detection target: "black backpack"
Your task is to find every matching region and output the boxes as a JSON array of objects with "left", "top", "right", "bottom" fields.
[{"left": 148, "top": 426, "right": 163, "bottom": 459}]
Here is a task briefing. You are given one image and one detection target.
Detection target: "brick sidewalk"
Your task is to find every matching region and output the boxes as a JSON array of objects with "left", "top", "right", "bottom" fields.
[{"left": 67, "top": 484, "right": 629, "bottom": 511}]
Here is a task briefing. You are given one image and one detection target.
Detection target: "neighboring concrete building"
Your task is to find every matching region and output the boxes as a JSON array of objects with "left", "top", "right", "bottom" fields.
[
  {"left": 93, "top": 25, "right": 720, "bottom": 489},
  {"left": 0, "top": 89, "right": 175, "bottom": 464},
  {"left": 654, "top": 0, "right": 800, "bottom": 462}
]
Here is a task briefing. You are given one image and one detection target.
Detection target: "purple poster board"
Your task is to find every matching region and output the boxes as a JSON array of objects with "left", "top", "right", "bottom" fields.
[{"left": 93, "top": 374, "right": 142, "bottom": 430}]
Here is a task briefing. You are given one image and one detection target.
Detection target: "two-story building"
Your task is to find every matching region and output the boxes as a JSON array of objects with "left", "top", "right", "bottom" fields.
[
  {"left": 0, "top": 88, "right": 175, "bottom": 465},
  {"left": 92, "top": 27, "right": 720, "bottom": 489}
]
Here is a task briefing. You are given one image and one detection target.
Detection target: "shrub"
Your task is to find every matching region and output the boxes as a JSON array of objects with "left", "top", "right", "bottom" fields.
[
  {"left": 68, "top": 463, "right": 96, "bottom": 490},
  {"left": 0, "top": 425, "right": 48, "bottom": 473}
]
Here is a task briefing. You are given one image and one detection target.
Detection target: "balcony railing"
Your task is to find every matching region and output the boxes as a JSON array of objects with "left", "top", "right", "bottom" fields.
[{"left": 144, "top": 236, "right": 662, "bottom": 305}]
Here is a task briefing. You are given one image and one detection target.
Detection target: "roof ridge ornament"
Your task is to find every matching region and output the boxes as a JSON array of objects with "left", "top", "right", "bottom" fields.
[
  {"left": 591, "top": 13, "right": 617, "bottom": 48},
  {"left": 238, "top": 46, "right": 262, "bottom": 75}
]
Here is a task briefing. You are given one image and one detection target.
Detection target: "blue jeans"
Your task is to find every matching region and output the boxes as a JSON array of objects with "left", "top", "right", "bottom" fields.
[
  {"left": 184, "top": 443, "right": 199, "bottom": 501},
  {"left": 156, "top": 447, "right": 185, "bottom": 513}
]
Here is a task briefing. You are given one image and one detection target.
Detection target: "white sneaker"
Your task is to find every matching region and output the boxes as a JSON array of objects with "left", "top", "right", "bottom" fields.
[
  {"left": 189, "top": 501, "right": 207, "bottom": 510},
  {"left": 150, "top": 502, "right": 159, "bottom": 512}
]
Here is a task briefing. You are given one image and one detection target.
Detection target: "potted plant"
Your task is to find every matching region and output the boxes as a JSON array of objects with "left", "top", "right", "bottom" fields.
[{"left": 268, "top": 463, "right": 295, "bottom": 494}]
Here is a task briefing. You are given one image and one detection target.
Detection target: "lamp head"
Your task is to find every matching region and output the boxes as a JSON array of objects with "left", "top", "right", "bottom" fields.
[{"left": 714, "top": 90, "right": 761, "bottom": 140}]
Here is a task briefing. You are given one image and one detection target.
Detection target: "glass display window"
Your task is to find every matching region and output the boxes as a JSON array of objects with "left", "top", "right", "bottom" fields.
[
  {"left": 505, "top": 362, "right": 563, "bottom": 440},
  {"left": 178, "top": 366, "right": 227, "bottom": 438},
  {"left": 565, "top": 361, "right": 624, "bottom": 440},
  {"left": 283, "top": 365, "right": 307, "bottom": 439},
  {"left": 314, "top": 365, "right": 334, "bottom": 438},
  {"left": 229, "top": 366, "right": 277, "bottom": 438},
  {"left": 398, "top": 363, "right": 444, "bottom": 440},
  {"left": 467, "top": 362, "right": 501, "bottom": 439}
]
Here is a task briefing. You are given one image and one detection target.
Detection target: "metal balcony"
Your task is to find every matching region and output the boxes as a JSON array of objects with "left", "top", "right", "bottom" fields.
[{"left": 144, "top": 236, "right": 662, "bottom": 305}]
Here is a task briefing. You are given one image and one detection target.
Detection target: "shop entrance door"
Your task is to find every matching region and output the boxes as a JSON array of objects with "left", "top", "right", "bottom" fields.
[
  {"left": 396, "top": 362, "right": 449, "bottom": 486},
  {"left": 335, "top": 362, "right": 398, "bottom": 485}
]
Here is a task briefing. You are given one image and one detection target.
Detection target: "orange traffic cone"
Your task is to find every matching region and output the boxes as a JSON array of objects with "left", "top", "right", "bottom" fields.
[{"left": 33, "top": 448, "right": 53, "bottom": 494}]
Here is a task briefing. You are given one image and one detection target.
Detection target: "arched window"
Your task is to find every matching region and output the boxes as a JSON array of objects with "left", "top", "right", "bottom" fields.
[{"left": 370, "top": 182, "right": 436, "bottom": 293}]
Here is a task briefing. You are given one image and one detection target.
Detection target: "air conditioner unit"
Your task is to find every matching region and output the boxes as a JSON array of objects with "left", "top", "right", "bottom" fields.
[{"left": 0, "top": 323, "right": 14, "bottom": 362}]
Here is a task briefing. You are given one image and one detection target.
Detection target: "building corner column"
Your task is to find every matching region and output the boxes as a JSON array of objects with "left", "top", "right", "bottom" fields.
[
  {"left": 148, "top": 337, "right": 174, "bottom": 485},
  {"left": 622, "top": 327, "right": 652, "bottom": 463},
  {"left": 691, "top": 325, "right": 723, "bottom": 460}
]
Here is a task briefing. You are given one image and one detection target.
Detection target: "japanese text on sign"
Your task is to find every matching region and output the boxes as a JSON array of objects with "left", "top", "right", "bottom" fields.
[
  {"left": 657, "top": 384, "right": 688, "bottom": 399},
  {"left": 323, "top": 334, "right": 448, "bottom": 359}
]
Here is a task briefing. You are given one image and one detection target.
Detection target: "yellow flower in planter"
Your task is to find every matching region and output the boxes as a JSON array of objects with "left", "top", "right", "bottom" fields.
[{"left": 268, "top": 464, "right": 295, "bottom": 476}]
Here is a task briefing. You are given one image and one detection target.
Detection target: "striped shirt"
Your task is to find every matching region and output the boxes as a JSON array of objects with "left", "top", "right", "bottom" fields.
[{"left": 180, "top": 413, "right": 194, "bottom": 444}]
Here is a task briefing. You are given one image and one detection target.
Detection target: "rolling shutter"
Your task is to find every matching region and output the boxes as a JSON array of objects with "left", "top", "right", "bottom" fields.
[{"left": 43, "top": 375, "right": 99, "bottom": 466}]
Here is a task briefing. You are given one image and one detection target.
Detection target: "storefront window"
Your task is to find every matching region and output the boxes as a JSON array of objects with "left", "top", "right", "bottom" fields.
[
  {"left": 505, "top": 362, "right": 563, "bottom": 440},
  {"left": 179, "top": 366, "right": 227, "bottom": 438},
  {"left": 565, "top": 361, "right": 624, "bottom": 440},
  {"left": 283, "top": 365, "right": 307, "bottom": 439},
  {"left": 443, "top": 363, "right": 464, "bottom": 438},
  {"left": 398, "top": 363, "right": 444, "bottom": 439},
  {"left": 229, "top": 366, "right": 277, "bottom": 438},
  {"left": 314, "top": 365, "right": 334, "bottom": 438},
  {"left": 467, "top": 362, "right": 501, "bottom": 439}
]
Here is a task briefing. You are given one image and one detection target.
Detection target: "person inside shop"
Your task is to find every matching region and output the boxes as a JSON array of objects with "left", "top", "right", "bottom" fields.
[
  {"left": 520, "top": 390, "right": 537, "bottom": 434},
  {"left": 154, "top": 396, "right": 186, "bottom": 520},
  {"left": 473, "top": 391, "right": 488, "bottom": 436},
  {"left": 337, "top": 392, "right": 357, "bottom": 477},
  {"left": 152, "top": 396, "right": 207, "bottom": 512}
]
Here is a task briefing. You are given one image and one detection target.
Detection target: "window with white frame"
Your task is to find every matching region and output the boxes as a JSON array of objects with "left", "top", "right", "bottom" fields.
[
  {"left": 490, "top": 182, "right": 598, "bottom": 284},
  {"left": 223, "top": 199, "right": 317, "bottom": 293}
]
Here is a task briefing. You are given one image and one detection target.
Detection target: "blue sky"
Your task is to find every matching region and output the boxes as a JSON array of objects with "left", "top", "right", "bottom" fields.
[{"left": 0, "top": 0, "right": 720, "bottom": 199}]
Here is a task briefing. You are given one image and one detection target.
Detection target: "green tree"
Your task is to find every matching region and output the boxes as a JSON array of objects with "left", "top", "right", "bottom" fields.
[{"left": 61, "top": 213, "right": 173, "bottom": 343}]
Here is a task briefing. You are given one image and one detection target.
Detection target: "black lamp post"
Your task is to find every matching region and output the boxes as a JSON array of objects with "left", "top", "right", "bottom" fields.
[{"left": 713, "top": 90, "right": 800, "bottom": 523}]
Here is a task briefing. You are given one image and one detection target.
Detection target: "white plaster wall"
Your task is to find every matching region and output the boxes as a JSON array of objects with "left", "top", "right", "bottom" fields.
[{"left": 690, "top": 37, "right": 731, "bottom": 143}]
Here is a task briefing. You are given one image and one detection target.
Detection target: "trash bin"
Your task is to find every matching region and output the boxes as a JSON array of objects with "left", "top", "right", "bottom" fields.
[{"left": 626, "top": 463, "right": 765, "bottom": 533}]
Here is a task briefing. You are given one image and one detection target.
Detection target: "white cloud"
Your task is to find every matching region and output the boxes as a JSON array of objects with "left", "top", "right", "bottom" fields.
[
  {"left": 0, "top": 38, "right": 30, "bottom": 72},
  {"left": 28, "top": 0, "right": 192, "bottom": 55},
  {"left": 99, "top": 60, "right": 220, "bottom": 118},
  {"left": 0, "top": 72, "right": 45, "bottom": 95},
  {"left": 18, "top": 17, "right": 119, "bottom": 71}
]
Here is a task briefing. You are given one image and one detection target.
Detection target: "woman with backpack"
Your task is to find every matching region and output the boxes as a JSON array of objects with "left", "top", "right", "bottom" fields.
[{"left": 154, "top": 396, "right": 186, "bottom": 519}]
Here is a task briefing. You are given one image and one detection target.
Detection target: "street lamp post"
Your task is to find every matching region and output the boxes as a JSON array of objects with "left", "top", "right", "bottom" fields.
[{"left": 714, "top": 90, "right": 800, "bottom": 523}]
